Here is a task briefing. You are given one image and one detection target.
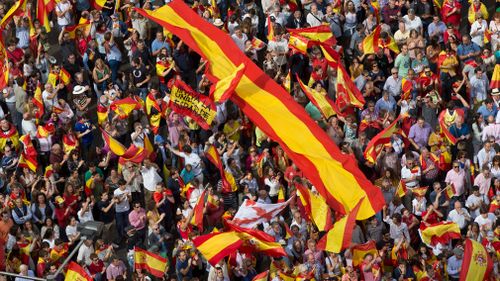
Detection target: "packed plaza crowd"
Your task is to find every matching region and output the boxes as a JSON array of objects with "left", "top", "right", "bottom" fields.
[{"left": 0, "top": 0, "right": 498, "bottom": 280}]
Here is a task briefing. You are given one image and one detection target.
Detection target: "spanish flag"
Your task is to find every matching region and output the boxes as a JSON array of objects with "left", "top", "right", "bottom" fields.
[
  {"left": 190, "top": 190, "right": 206, "bottom": 231},
  {"left": 362, "top": 26, "right": 399, "bottom": 54},
  {"left": 288, "top": 34, "right": 309, "bottom": 54},
  {"left": 419, "top": 222, "right": 461, "bottom": 246},
  {"left": 336, "top": 63, "right": 365, "bottom": 108},
  {"left": 227, "top": 222, "right": 287, "bottom": 257},
  {"left": 266, "top": 16, "right": 275, "bottom": 41},
  {"left": 60, "top": 68, "right": 71, "bottom": 85},
  {"left": 251, "top": 37, "right": 266, "bottom": 50},
  {"left": 65, "top": 261, "right": 92, "bottom": 281},
  {"left": 459, "top": 239, "right": 493, "bottom": 281},
  {"left": 145, "top": 93, "right": 166, "bottom": 134},
  {"left": 97, "top": 104, "right": 108, "bottom": 125},
  {"left": 320, "top": 44, "right": 340, "bottom": 68},
  {"left": 296, "top": 183, "right": 332, "bottom": 232},
  {"left": 490, "top": 64, "right": 500, "bottom": 90},
  {"left": 37, "top": 123, "right": 55, "bottom": 138},
  {"left": 0, "top": 123, "right": 19, "bottom": 151},
  {"left": 206, "top": 193, "right": 219, "bottom": 209},
  {"left": 443, "top": 183, "right": 456, "bottom": 200},
  {"left": 317, "top": 198, "right": 363, "bottom": 253},
  {"left": 205, "top": 145, "right": 237, "bottom": 193},
  {"left": 364, "top": 114, "right": 405, "bottom": 164},
  {"left": 36, "top": 0, "right": 51, "bottom": 33},
  {"left": 287, "top": 24, "right": 336, "bottom": 46},
  {"left": 438, "top": 111, "right": 457, "bottom": 145},
  {"left": 297, "top": 75, "right": 340, "bottom": 119},
  {"left": 18, "top": 135, "right": 38, "bottom": 172},
  {"left": 110, "top": 97, "right": 143, "bottom": 119},
  {"left": 352, "top": 240, "right": 378, "bottom": 266},
  {"left": 277, "top": 186, "right": 285, "bottom": 203},
  {"left": 0, "top": 35, "right": 9, "bottom": 91},
  {"left": 0, "top": 0, "right": 27, "bottom": 29},
  {"left": 44, "top": 165, "right": 54, "bottom": 178},
  {"left": 65, "top": 21, "right": 91, "bottom": 39},
  {"left": 135, "top": 0, "right": 385, "bottom": 220},
  {"left": 101, "top": 129, "right": 128, "bottom": 156},
  {"left": 134, "top": 247, "right": 168, "bottom": 278},
  {"left": 252, "top": 270, "right": 269, "bottom": 281},
  {"left": 33, "top": 83, "right": 44, "bottom": 119},
  {"left": 396, "top": 180, "right": 407, "bottom": 198},
  {"left": 412, "top": 186, "right": 428, "bottom": 197},
  {"left": 401, "top": 77, "right": 413, "bottom": 100},
  {"left": 63, "top": 134, "right": 78, "bottom": 154},
  {"left": 192, "top": 231, "right": 243, "bottom": 266},
  {"left": 210, "top": 63, "right": 246, "bottom": 103},
  {"left": 92, "top": 0, "right": 107, "bottom": 10}
]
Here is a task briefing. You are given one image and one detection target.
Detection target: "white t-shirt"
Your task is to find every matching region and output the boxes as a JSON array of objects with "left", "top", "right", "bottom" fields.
[
  {"left": 141, "top": 166, "right": 162, "bottom": 192},
  {"left": 474, "top": 214, "right": 494, "bottom": 231},
  {"left": 401, "top": 166, "right": 420, "bottom": 188},
  {"left": 66, "top": 225, "right": 79, "bottom": 239},
  {"left": 179, "top": 152, "right": 202, "bottom": 176},
  {"left": 21, "top": 119, "right": 37, "bottom": 138},
  {"left": 447, "top": 209, "right": 470, "bottom": 229},
  {"left": 42, "top": 90, "right": 57, "bottom": 110},
  {"left": 466, "top": 194, "right": 488, "bottom": 218},
  {"left": 113, "top": 187, "right": 131, "bottom": 213},
  {"left": 403, "top": 15, "right": 422, "bottom": 32},
  {"left": 56, "top": 2, "right": 72, "bottom": 26}
]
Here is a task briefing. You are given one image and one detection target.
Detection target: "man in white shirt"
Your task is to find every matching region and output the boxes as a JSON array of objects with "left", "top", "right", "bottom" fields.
[
  {"left": 447, "top": 201, "right": 471, "bottom": 230},
  {"left": 231, "top": 26, "right": 248, "bottom": 52},
  {"left": 55, "top": 0, "right": 73, "bottom": 28},
  {"left": 476, "top": 141, "right": 496, "bottom": 168},
  {"left": 166, "top": 144, "right": 204, "bottom": 183},
  {"left": 267, "top": 32, "right": 289, "bottom": 68},
  {"left": 42, "top": 83, "right": 61, "bottom": 112},
  {"left": 21, "top": 113, "right": 37, "bottom": 138},
  {"left": 403, "top": 9, "right": 422, "bottom": 34},
  {"left": 140, "top": 159, "right": 162, "bottom": 207},
  {"left": 77, "top": 238, "right": 95, "bottom": 266},
  {"left": 401, "top": 156, "right": 420, "bottom": 188},
  {"left": 306, "top": 3, "right": 323, "bottom": 27},
  {"left": 466, "top": 186, "right": 489, "bottom": 219},
  {"left": 470, "top": 13, "right": 487, "bottom": 47}
]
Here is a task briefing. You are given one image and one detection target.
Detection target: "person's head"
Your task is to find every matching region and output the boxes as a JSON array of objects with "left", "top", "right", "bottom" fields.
[
  {"left": 178, "top": 250, "right": 187, "bottom": 261},
  {"left": 392, "top": 213, "right": 402, "bottom": 225},
  {"left": 1, "top": 211, "right": 9, "bottom": 222},
  {"left": 462, "top": 35, "right": 471, "bottom": 45},
  {"left": 475, "top": 68, "right": 484, "bottom": 79}
]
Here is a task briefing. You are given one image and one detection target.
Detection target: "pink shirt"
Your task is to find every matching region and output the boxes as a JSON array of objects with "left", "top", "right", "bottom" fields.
[
  {"left": 128, "top": 208, "right": 147, "bottom": 230},
  {"left": 473, "top": 173, "right": 491, "bottom": 195},
  {"left": 445, "top": 169, "right": 466, "bottom": 196}
]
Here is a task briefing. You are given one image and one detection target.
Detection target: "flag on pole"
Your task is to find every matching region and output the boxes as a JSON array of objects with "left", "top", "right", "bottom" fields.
[
  {"left": 396, "top": 180, "right": 407, "bottom": 198},
  {"left": 134, "top": 247, "right": 168, "bottom": 278},
  {"left": 190, "top": 190, "right": 206, "bottom": 231},
  {"left": 459, "top": 239, "right": 493, "bottom": 281},
  {"left": 266, "top": 16, "right": 274, "bottom": 41},
  {"left": 0, "top": 35, "right": 9, "bottom": 91},
  {"left": 135, "top": 0, "right": 385, "bottom": 220},
  {"left": 192, "top": 231, "right": 243, "bottom": 266},
  {"left": 65, "top": 261, "right": 92, "bottom": 281},
  {"left": 317, "top": 199, "right": 363, "bottom": 253},
  {"left": 336, "top": 63, "right": 365, "bottom": 108}
]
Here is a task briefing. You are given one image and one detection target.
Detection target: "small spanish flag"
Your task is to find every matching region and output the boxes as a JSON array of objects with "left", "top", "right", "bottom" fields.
[
  {"left": 336, "top": 63, "right": 365, "bottom": 108},
  {"left": 443, "top": 183, "right": 456, "bottom": 200},
  {"left": 352, "top": 240, "right": 378, "bottom": 266},
  {"left": 205, "top": 145, "right": 238, "bottom": 193},
  {"left": 60, "top": 68, "right": 71, "bottom": 85},
  {"left": 97, "top": 104, "right": 108, "bottom": 125},
  {"left": 110, "top": 97, "right": 143, "bottom": 119},
  {"left": 297, "top": 75, "right": 340, "bottom": 119},
  {"left": 396, "top": 180, "right": 407, "bottom": 198},
  {"left": 317, "top": 198, "right": 363, "bottom": 253},
  {"left": 37, "top": 123, "right": 55, "bottom": 138},
  {"left": 92, "top": 0, "right": 107, "bottom": 10},
  {"left": 44, "top": 165, "right": 54, "bottom": 178},
  {"left": 277, "top": 186, "right": 285, "bottom": 203},
  {"left": 412, "top": 186, "right": 428, "bottom": 197},
  {"left": 65, "top": 21, "right": 91, "bottom": 39},
  {"left": 190, "top": 190, "right": 206, "bottom": 231},
  {"left": 134, "top": 247, "right": 168, "bottom": 278},
  {"left": 192, "top": 231, "right": 243, "bottom": 266},
  {"left": 210, "top": 63, "right": 246, "bottom": 103},
  {"left": 101, "top": 129, "right": 128, "bottom": 156},
  {"left": 419, "top": 222, "right": 461, "bottom": 246},
  {"left": 266, "top": 16, "right": 274, "bottom": 42},
  {"left": 287, "top": 24, "right": 336, "bottom": 46},
  {"left": 364, "top": 114, "right": 405, "bottom": 164},
  {"left": 33, "top": 83, "right": 44, "bottom": 119},
  {"left": 65, "top": 261, "right": 92, "bottom": 281},
  {"left": 252, "top": 270, "right": 269, "bottom": 281},
  {"left": 459, "top": 239, "right": 493, "bottom": 281},
  {"left": 438, "top": 111, "right": 457, "bottom": 145},
  {"left": 490, "top": 64, "right": 500, "bottom": 90},
  {"left": 227, "top": 222, "right": 287, "bottom": 257},
  {"left": 63, "top": 134, "right": 78, "bottom": 154},
  {"left": 401, "top": 77, "right": 413, "bottom": 100},
  {"left": 251, "top": 37, "right": 265, "bottom": 50},
  {"left": 288, "top": 34, "right": 309, "bottom": 54}
]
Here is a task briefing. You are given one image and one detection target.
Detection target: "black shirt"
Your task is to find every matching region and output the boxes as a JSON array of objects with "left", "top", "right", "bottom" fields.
[
  {"left": 97, "top": 199, "right": 115, "bottom": 223},
  {"left": 132, "top": 65, "right": 148, "bottom": 88}
]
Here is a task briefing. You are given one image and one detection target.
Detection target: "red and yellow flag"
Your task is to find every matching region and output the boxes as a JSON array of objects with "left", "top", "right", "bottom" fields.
[
  {"left": 65, "top": 261, "right": 92, "bottom": 281},
  {"left": 62, "top": 134, "right": 78, "bottom": 154},
  {"left": 438, "top": 111, "right": 457, "bottom": 145},
  {"left": 251, "top": 37, "right": 265, "bottom": 50},
  {"left": 0, "top": 35, "right": 9, "bottom": 91},
  {"left": 490, "top": 64, "right": 500, "bottom": 90},
  {"left": 44, "top": 165, "right": 53, "bottom": 178},
  {"left": 277, "top": 186, "right": 285, "bottom": 203},
  {"left": 190, "top": 190, "right": 206, "bottom": 231},
  {"left": 336, "top": 63, "right": 365, "bottom": 108},
  {"left": 396, "top": 180, "right": 407, "bottom": 198},
  {"left": 297, "top": 75, "right": 340, "bottom": 119},
  {"left": 227, "top": 222, "right": 287, "bottom": 257},
  {"left": 210, "top": 63, "right": 246, "bottom": 103},
  {"left": 18, "top": 135, "right": 38, "bottom": 172},
  {"left": 33, "top": 83, "right": 44, "bottom": 119},
  {"left": 362, "top": 26, "right": 399, "bottom": 54},
  {"left": 135, "top": 0, "right": 385, "bottom": 220},
  {"left": 420, "top": 222, "right": 461, "bottom": 246},
  {"left": 192, "top": 231, "right": 243, "bottom": 266},
  {"left": 252, "top": 270, "right": 269, "bottom": 281},
  {"left": 92, "top": 0, "right": 107, "bottom": 10},
  {"left": 36, "top": 0, "right": 52, "bottom": 33},
  {"left": 443, "top": 183, "right": 456, "bottom": 200},
  {"left": 134, "top": 247, "right": 168, "bottom": 277},
  {"left": 266, "top": 16, "right": 274, "bottom": 42},
  {"left": 145, "top": 93, "right": 166, "bottom": 134},
  {"left": 459, "top": 239, "right": 493, "bottom": 281},
  {"left": 205, "top": 145, "right": 237, "bottom": 193},
  {"left": 287, "top": 24, "right": 336, "bottom": 46},
  {"left": 317, "top": 198, "right": 363, "bottom": 253},
  {"left": 65, "top": 21, "right": 91, "bottom": 39},
  {"left": 0, "top": 0, "right": 27, "bottom": 29},
  {"left": 412, "top": 186, "right": 428, "bottom": 197},
  {"left": 110, "top": 97, "right": 143, "bottom": 119},
  {"left": 296, "top": 183, "right": 332, "bottom": 232},
  {"left": 60, "top": 68, "right": 71, "bottom": 85},
  {"left": 320, "top": 44, "right": 340, "bottom": 68},
  {"left": 97, "top": 104, "right": 108, "bottom": 125},
  {"left": 37, "top": 123, "right": 55, "bottom": 138},
  {"left": 288, "top": 34, "right": 309, "bottom": 54},
  {"left": 352, "top": 240, "right": 378, "bottom": 266},
  {"left": 401, "top": 78, "right": 413, "bottom": 100},
  {"left": 364, "top": 114, "right": 405, "bottom": 163}
]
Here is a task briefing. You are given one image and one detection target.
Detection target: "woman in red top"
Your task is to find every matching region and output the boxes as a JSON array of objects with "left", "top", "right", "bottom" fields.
[
  {"left": 441, "top": 0, "right": 461, "bottom": 27},
  {"left": 63, "top": 184, "right": 79, "bottom": 217},
  {"left": 88, "top": 253, "right": 105, "bottom": 280},
  {"left": 421, "top": 204, "right": 443, "bottom": 227}
]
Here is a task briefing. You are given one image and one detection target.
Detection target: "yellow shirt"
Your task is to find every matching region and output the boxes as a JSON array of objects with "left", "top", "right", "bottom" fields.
[
  {"left": 223, "top": 120, "right": 241, "bottom": 142},
  {"left": 255, "top": 126, "right": 267, "bottom": 148}
]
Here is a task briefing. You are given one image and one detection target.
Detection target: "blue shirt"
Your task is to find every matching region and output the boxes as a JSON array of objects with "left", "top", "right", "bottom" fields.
[
  {"left": 449, "top": 123, "right": 470, "bottom": 139},
  {"left": 74, "top": 121, "right": 93, "bottom": 145},
  {"left": 446, "top": 255, "right": 463, "bottom": 278},
  {"left": 16, "top": 26, "right": 30, "bottom": 49},
  {"left": 477, "top": 104, "right": 498, "bottom": 120},
  {"left": 457, "top": 42, "right": 480, "bottom": 63},
  {"left": 151, "top": 39, "right": 171, "bottom": 56},
  {"left": 375, "top": 96, "right": 397, "bottom": 114},
  {"left": 106, "top": 43, "right": 122, "bottom": 62}
]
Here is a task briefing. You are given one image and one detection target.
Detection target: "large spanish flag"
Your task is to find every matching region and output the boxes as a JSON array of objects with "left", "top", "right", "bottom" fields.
[
  {"left": 65, "top": 261, "right": 92, "bottom": 281},
  {"left": 419, "top": 222, "right": 461, "bottom": 246},
  {"left": 110, "top": 97, "right": 143, "bottom": 119},
  {"left": 36, "top": 0, "right": 51, "bottom": 33},
  {"left": 297, "top": 75, "right": 339, "bottom": 119},
  {"left": 288, "top": 34, "right": 309, "bottom": 54},
  {"left": 0, "top": 0, "right": 27, "bottom": 29},
  {"left": 364, "top": 114, "right": 405, "bottom": 164},
  {"left": 296, "top": 183, "right": 333, "bottom": 232},
  {"left": 205, "top": 145, "right": 237, "bottom": 193},
  {"left": 317, "top": 198, "right": 363, "bottom": 253},
  {"left": 135, "top": 0, "right": 385, "bottom": 220},
  {"left": 287, "top": 24, "right": 336, "bottom": 46},
  {"left": 192, "top": 231, "right": 243, "bottom": 266},
  {"left": 352, "top": 240, "right": 378, "bottom": 266},
  {"left": 460, "top": 239, "right": 493, "bottom": 281},
  {"left": 134, "top": 247, "right": 168, "bottom": 277},
  {"left": 101, "top": 129, "right": 128, "bottom": 156},
  {"left": 0, "top": 35, "right": 9, "bottom": 91},
  {"left": 490, "top": 64, "right": 500, "bottom": 90},
  {"left": 190, "top": 190, "right": 206, "bottom": 231}
]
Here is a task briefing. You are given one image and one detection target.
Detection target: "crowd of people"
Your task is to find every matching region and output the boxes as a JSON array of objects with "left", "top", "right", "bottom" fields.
[{"left": 0, "top": 0, "right": 498, "bottom": 280}]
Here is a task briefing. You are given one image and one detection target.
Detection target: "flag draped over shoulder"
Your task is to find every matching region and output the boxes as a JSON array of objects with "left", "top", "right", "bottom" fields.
[
  {"left": 459, "top": 239, "right": 493, "bottom": 281},
  {"left": 317, "top": 199, "right": 363, "bottom": 253},
  {"left": 18, "top": 135, "right": 38, "bottom": 172},
  {"left": 135, "top": 0, "right": 385, "bottom": 220},
  {"left": 352, "top": 240, "right": 378, "bottom": 266},
  {"left": 169, "top": 79, "right": 217, "bottom": 130},
  {"left": 0, "top": 35, "right": 10, "bottom": 90},
  {"left": 438, "top": 111, "right": 457, "bottom": 145},
  {"left": 296, "top": 184, "right": 332, "bottom": 232},
  {"left": 192, "top": 231, "right": 243, "bottom": 266},
  {"left": 65, "top": 261, "right": 92, "bottom": 281},
  {"left": 419, "top": 222, "right": 461, "bottom": 246},
  {"left": 364, "top": 114, "right": 405, "bottom": 164},
  {"left": 232, "top": 198, "right": 293, "bottom": 228},
  {"left": 134, "top": 247, "right": 168, "bottom": 277}
]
